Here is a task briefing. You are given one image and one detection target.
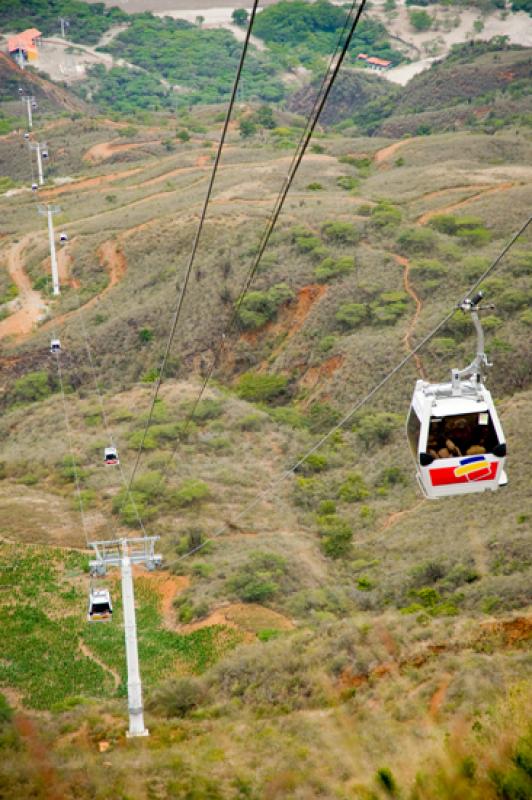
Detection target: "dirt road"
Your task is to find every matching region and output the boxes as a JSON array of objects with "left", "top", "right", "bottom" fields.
[{"left": 0, "top": 235, "right": 48, "bottom": 340}]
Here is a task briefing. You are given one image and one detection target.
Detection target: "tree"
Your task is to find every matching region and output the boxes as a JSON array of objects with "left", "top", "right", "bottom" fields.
[
  {"left": 409, "top": 9, "right": 432, "bottom": 30},
  {"left": 239, "top": 117, "right": 257, "bottom": 138},
  {"left": 232, "top": 8, "right": 249, "bottom": 26}
]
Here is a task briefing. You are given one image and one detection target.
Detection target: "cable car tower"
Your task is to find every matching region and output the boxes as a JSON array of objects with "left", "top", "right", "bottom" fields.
[
  {"left": 408, "top": 291, "right": 507, "bottom": 499},
  {"left": 89, "top": 536, "right": 162, "bottom": 737}
]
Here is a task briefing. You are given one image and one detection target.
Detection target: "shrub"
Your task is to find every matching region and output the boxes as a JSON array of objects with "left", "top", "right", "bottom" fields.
[
  {"left": 370, "top": 290, "right": 409, "bottom": 325},
  {"left": 371, "top": 200, "right": 401, "bottom": 228},
  {"left": 317, "top": 514, "right": 353, "bottom": 558},
  {"left": 11, "top": 371, "right": 51, "bottom": 404},
  {"left": 338, "top": 472, "right": 369, "bottom": 502},
  {"left": 296, "top": 453, "right": 328, "bottom": 474},
  {"left": 335, "top": 302, "right": 367, "bottom": 329},
  {"left": 410, "top": 258, "right": 447, "bottom": 281},
  {"left": 318, "top": 335, "right": 336, "bottom": 352},
  {"left": 322, "top": 221, "right": 360, "bottom": 244},
  {"left": 409, "top": 8, "right": 432, "bottom": 29},
  {"left": 0, "top": 693, "right": 12, "bottom": 724},
  {"left": 308, "top": 402, "right": 341, "bottom": 433},
  {"left": 171, "top": 479, "right": 210, "bottom": 508},
  {"left": 293, "top": 232, "right": 322, "bottom": 253},
  {"left": 397, "top": 227, "right": 437, "bottom": 254},
  {"left": 376, "top": 766, "right": 398, "bottom": 795},
  {"left": 176, "top": 129, "right": 190, "bottom": 142},
  {"left": 147, "top": 677, "right": 204, "bottom": 717},
  {"left": 352, "top": 412, "right": 401, "bottom": 446},
  {"left": 188, "top": 397, "right": 225, "bottom": 421},
  {"left": 336, "top": 175, "right": 359, "bottom": 191},
  {"left": 228, "top": 551, "right": 288, "bottom": 602},
  {"left": 236, "top": 283, "right": 294, "bottom": 329},
  {"left": 269, "top": 406, "right": 307, "bottom": 428},
  {"left": 315, "top": 255, "right": 354, "bottom": 283},
  {"left": 138, "top": 327, "right": 154, "bottom": 343},
  {"left": 307, "top": 182, "right": 323, "bottom": 191},
  {"left": 236, "top": 372, "right": 288, "bottom": 402}
]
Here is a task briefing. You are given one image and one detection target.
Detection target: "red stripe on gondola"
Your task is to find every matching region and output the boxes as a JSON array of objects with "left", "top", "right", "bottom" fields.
[{"left": 429, "top": 462, "right": 498, "bottom": 486}]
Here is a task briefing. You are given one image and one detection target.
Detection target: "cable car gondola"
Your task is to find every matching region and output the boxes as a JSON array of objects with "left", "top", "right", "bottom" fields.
[
  {"left": 87, "top": 587, "right": 113, "bottom": 622},
  {"left": 407, "top": 292, "right": 507, "bottom": 499},
  {"left": 104, "top": 446, "right": 119, "bottom": 466},
  {"left": 50, "top": 338, "right": 61, "bottom": 354},
  {"left": 59, "top": 232, "right": 68, "bottom": 244},
  {"left": 31, "top": 183, "right": 38, "bottom": 192}
]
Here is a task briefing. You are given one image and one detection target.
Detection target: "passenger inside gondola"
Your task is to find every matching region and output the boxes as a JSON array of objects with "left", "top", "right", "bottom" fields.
[{"left": 428, "top": 413, "right": 497, "bottom": 458}]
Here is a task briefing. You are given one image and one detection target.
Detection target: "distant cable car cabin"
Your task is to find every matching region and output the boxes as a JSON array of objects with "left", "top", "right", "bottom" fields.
[
  {"left": 50, "top": 338, "right": 61, "bottom": 354},
  {"left": 42, "top": 148, "right": 48, "bottom": 159},
  {"left": 407, "top": 292, "right": 507, "bottom": 499},
  {"left": 31, "top": 183, "right": 38, "bottom": 192},
  {"left": 87, "top": 588, "right": 113, "bottom": 622},
  {"left": 59, "top": 232, "right": 68, "bottom": 243},
  {"left": 31, "top": 100, "right": 37, "bottom": 109},
  {"left": 23, "top": 132, "right": 29, "bottom": 139},
  {"left": 104, "top": 446, "right": 119, "bottom": 466}
]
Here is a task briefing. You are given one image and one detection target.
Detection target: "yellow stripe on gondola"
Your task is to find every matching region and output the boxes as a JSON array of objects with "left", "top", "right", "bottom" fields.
[{"left": 454, "top": 460, "right": 490, "bottom": 477}]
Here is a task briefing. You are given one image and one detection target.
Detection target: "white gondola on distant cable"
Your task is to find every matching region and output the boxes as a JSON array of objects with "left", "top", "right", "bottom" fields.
[
  {"left": 42, "top": 148, "right": 49, "bottom": 159},
  {"left": 87, "top": 587, "right": 113, "bottom": 622},
  {"left": 23, "top": 132, "right": 30, "bottom": 140},
  {"left": 59, "top": 232, "right": 68, "bottom": 243},
  {"left": 31, "top": 183, "right": 38, "bottom": 192},
  {"left": 31, "top": 101, "right": 37, "bottom": 109},
  {"left": 407, "top": 292, "right": 507, "bottom": 499},
  {"left": 50, "top": 338, "right": 61, "bottom": 354},
  {"left": 104, "top": 446, "right": 119, "bottom": 466}
]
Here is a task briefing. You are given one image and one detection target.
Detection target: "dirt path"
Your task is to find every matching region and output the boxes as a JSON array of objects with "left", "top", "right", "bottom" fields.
[
  {"left": 417, "top": 182, "right": 515, "bottom": 225},
  {"left": 14, "top": 713, "right": 66, "bottom": 800},
  {"left": 79, "top": 641, "right": 121, "bottom": 689},
  {"left": 374, "top": 139, "right": 413, "bottom": 165},
  {"left": 40, "top": 166, "right": 144, "bottom": 199},
  {"left": 0, "top": 235, "right": 48, "bottom": 341},
  {"left": 56, "top": 246, "right": 80, "bottom": 289},
  {"left": 135, "top": 569, "right": 190, "bottom": 629},
  {"left": 380, "top": 499, "right": 425, "bottom": 532},
  {"left": 84, "top": 139, "right": 160, "bottom": 163},
  {"left": 393, "top": 253, "right": 426, "bottom": 379}
]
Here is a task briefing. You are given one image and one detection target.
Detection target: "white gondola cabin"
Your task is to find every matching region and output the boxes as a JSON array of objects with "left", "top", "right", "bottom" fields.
[
  {"left": 50, "top": 338, "right": 61, "bottom": 354},
  {"left": 407, "top": 292, "right": 507, "bottom": 499},
  {"left": 87, "top": 588, "right": 113, "bottom": 622},
  {"left": 59, "top": 232, "right": 68, "bottom": 244},
  {"left": 31, "top": 182, "right": 38, "bottom": 192},
  {"left": 31, "top": 101, "right": 37, "bottom": 110},
  {"left": 42, "top": 148, "right": 49, "bottom": 159},
  {"left": 104, "top": 446, "right": 119, "bottom": 466},
  {"left": 23, "top": 131, "right": 30, "bottom": 140}
]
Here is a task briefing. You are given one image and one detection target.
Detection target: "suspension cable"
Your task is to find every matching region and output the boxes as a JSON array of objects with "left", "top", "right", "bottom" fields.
[
  {"left": 157, "top": 0, "right": 369, "bottom": 482},
  {"left": 125, "top": 0, "right": 261, "bottom": 494},
  {"left": 174, "top": 214, "right": 531, "bottom": 562}
]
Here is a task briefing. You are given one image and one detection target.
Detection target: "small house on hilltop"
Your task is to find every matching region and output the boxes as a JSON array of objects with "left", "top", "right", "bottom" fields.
[
  {"left": 8, "top": 28, "right": 42, "bottom": 64},
  {"left": 357, "top": 53, "right": 392, "bottom": 72}
]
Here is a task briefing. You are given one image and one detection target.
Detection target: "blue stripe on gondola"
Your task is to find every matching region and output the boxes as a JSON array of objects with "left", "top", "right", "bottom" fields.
[{"left": 460, "top": 456, "right": 485, "bottom": 465}]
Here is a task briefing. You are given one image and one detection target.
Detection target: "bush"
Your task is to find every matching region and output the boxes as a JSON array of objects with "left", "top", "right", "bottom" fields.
[
  {"left": 236, "top": 372, "right": 288, "bottom": 402},
  {"left": 409, "top": 9, "right": 432, "bottom": 30},
  {"left": 308, "top": 402, "right": 341, "bottom": 433},
  {"left": 317, "top": 514, "right": 353, "bottom": 558},
  {"left": 11, "top": 371, "right": 51, "bottom": 404},
  {"left": 315, "top": 255, "right": 354, "bottom": 283},
  {"left": 147, "top": 677, "right": 205, "bottom": 717},
  {"left": 296, "top": 453, "right": 328, "bottom": 474},
  {"left": 352, "top": 412, "right": 401, "bottom": 446},
  {"left": 397, "top": 227, "right": 437, "bottom": 254},
  {"left": 236, "top": 283, "right": 294, "bottom": 329},
  {"left": 338, "top": 472, "right": 369, "bottom": 502},
  {"left": 335, "top": 302, "right": 367, "bottom": 329},
  {"left": 228, "top": 551, "right": 288, "bottom": 602},
  {"left": 171, "top": 479, "right": 210, "bottom": 508},
  {"left": 322, "top": 221, "right": 360, "bottom": 244},
  {"left": 371, "top": 200, "right": 401, "bottom": 229}
]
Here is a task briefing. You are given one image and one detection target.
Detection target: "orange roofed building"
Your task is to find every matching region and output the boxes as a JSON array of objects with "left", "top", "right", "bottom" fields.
[
  {"left": 357, "top": 53, "right": 392, "bottom": 72},
  {"left": 8, "top": 28, "right": 42, "bottom": 63}
]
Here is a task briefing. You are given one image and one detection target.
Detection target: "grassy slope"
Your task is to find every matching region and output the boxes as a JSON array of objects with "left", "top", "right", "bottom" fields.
[{"left": 0, "top": 98, "right": 531, "bottom": 798}]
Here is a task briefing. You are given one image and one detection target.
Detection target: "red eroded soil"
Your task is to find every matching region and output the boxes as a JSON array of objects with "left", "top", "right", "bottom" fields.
[
  {"left": 374, "top": 139, "right": 412, "bottom": 165},
  {"left": 84, "top": 139, "right": 160, "bottom": 163},
  {"left": 243, "top": 284, "right": 327, "bottom": 348},
  {"left": 40, "top": 166, "right": 143, "bottom": 198},
  {"left": 430, "top": 673, "right": 452, "bottom": 718},
  {"left": 0, "top": 235, "right": 47, "bottom": 341}
]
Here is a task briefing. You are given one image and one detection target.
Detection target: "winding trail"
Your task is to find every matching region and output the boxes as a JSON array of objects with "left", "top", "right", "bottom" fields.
[
  {"left": 374, "top": 138, "right": 413, "bottom": 165},
  {"left": 393, "top": 253, "right": 426, "bottom": 379},
  {"left": 79, "top": 641, "right": 121, "bottom": 689},
  {"left": 417, "top": 181, "right": 515, "bottom": 224},
  {"left": 0, "top": 235, "right": 48, "bottom": 340},
  {"left": 84, "top": 139, "right": 160, "bottom": 163}
]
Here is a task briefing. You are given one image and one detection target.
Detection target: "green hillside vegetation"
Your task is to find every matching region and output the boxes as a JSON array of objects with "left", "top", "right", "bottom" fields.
[
  {"left": 290, "top": 38, "right": 532, "bottom": 135},
  {"left": 102, "top": 15, "right": 285, "bottom": 106},
  {"left": 0, "top": 23, "right": 531, "bottom": 798},
  {"left": 253, "top": 0, "right": 403, "bottom": 68},
  {"left": 0, "top": 0, "right": 128, "bottom": 44}
]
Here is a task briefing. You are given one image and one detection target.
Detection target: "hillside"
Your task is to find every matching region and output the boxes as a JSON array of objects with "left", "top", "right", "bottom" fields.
[{"left": 0, "top": 13, "right": 532, "bottom": 800}]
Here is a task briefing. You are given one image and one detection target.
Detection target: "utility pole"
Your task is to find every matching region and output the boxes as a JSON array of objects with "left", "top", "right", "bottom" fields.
[
  {"left": 37, "top": 204, "right": 61, "bottom": 295},
  {"left": 21, "top": 94, "right": 35, "bottom": 129},
  {"left": 29, "top": 142, "right": 46, "bottom": 185},
  {"left": 59, "top": 17, "right": 70, "bottom": 38},
  {"left": 89, "top": 536, "right": 162, "bottom": 738}
]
